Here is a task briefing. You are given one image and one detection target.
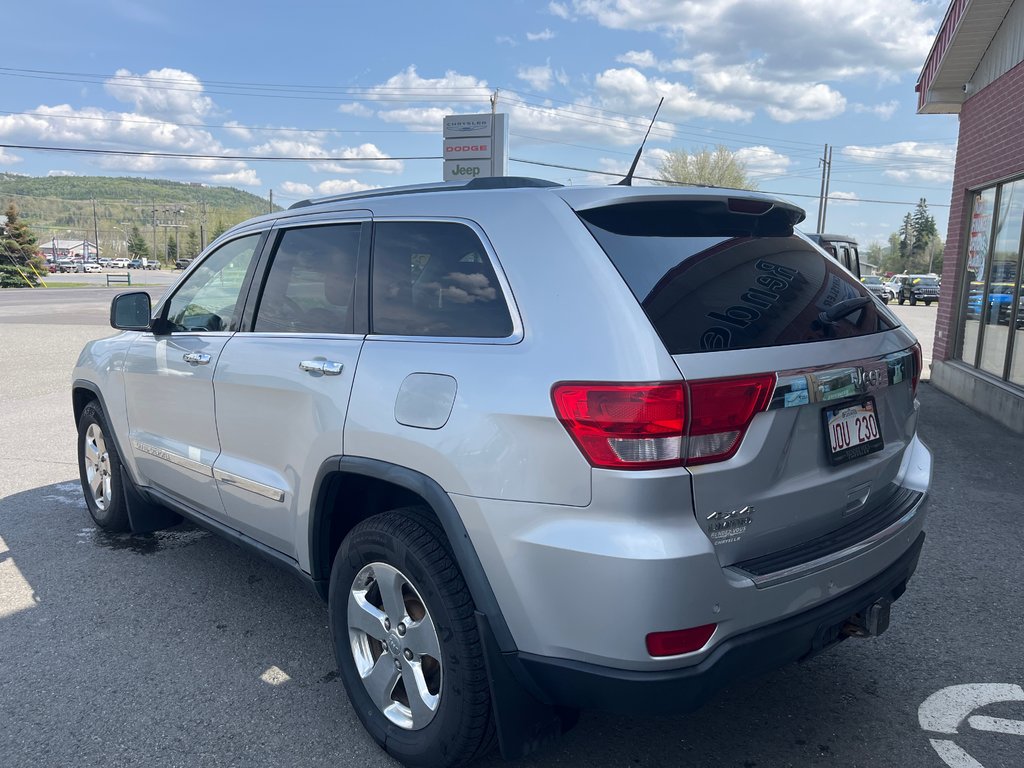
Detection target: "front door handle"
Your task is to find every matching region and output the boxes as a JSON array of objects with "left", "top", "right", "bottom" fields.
[
  {"left": 299, "top": 360, "right": 343, "bottom": 376},
  {"left": 183, "top": 352, "right": 211, "bottom": 366}
]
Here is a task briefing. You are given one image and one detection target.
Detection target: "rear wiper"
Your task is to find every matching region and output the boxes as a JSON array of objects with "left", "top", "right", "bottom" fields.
[{"left": 819, "top": 296, "right": 872, "bottom": 324}]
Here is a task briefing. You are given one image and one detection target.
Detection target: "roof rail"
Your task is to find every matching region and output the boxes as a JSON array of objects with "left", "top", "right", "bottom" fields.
[{"left": 288, "top": 176, "right": 562, "bottom": 210}]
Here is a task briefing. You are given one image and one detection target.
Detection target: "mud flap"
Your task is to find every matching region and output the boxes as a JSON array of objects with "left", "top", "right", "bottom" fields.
[
  {"left": 476, "top": 611, "right": 573, "bottom": 760},
  {"left": 121, "top": 467, "right": 182, "bottom": 533}
]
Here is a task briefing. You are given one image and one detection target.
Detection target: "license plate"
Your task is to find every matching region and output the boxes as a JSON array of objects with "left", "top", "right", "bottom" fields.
[{"left": 822, "top": 397, "right": 883, "bottom": 465}]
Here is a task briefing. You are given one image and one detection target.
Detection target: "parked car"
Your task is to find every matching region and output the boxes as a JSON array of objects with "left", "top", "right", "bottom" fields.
[
  {"left": 55, "top": 259, "right": 76, "bottom": 273},
  {"left": 144, "top": 259, "right": 161, "bottom": 270},
  {"left": 127, "top": 259, "right": 143, "bottom": 269},
  {"left": 109, "top": 258, "right": 131, "bottom": 269},
  {"left": 861, "top": 274, "right": 891, "bottom": 304},
  {"left": 895, "top": 274, "right": 940, "bottom": 306},
  {"left": 74, "top": 262, "right": 102, "bottom": 273},
  {"left": 174, "top": 258, "right": 193, "bottom": 270},
  {"left": 72, "top": 178, "right": 931, "bottom": 767}
]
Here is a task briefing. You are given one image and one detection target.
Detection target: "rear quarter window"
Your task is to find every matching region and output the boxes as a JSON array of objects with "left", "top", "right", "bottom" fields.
[{"left": 579, "top": 201, "right": 896, "bottom": 354}]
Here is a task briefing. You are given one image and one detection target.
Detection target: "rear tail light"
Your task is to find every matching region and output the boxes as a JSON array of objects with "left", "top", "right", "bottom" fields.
[
  {"left": 910, "top": 343, "right": 923, "bottom": 397},
  {"left": 551, "top": 373, "right": 776, "bottom": 470},
  {"left": 550, "top": 383, "right": 686, "bottom": 470},
  {"left": 646, "top": 624, "right": 717, "bottom": 656}
]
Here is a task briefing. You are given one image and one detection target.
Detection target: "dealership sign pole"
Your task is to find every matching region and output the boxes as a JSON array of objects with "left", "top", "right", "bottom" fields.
[{"left": 442, "top": 113, "right": 508, "bottom": 181}]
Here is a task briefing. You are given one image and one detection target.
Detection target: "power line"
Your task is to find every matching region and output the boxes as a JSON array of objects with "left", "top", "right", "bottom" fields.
[
  {"left": 0, "top": 143, "right": 433, "bottom": 162},
  {"left": 507, "top": 157, "right": 951, "bottom": 207}
]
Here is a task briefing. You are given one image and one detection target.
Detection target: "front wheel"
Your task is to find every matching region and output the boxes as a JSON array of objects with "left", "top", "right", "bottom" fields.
[
  {"left": 910, "top": 297, "right": 917, "bottom": 306},
  {"left": 329, "top": 509, "right": 495, "bottom": 767},
  {"left": 925, "top": 300, "right": 933, "bottom": 306},
  {"left": 77, "top": 401, "right": 131, "bottom": 531}
]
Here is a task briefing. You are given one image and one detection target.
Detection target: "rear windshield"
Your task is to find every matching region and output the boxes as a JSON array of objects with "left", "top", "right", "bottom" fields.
[
  {"left": 580, "top": 202, "right": 897, "bottom": 354},
  {"left": 863, "top": 276, "right": 882, "bottom": 285}
]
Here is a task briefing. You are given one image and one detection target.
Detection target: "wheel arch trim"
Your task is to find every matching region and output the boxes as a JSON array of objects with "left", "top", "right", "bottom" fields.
[{"left": 309, "top": 455, "right": 517, "bottom": 653}]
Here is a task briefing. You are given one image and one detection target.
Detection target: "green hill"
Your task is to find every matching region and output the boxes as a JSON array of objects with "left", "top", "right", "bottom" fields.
[{"left": 0, "top": 174, "right": 278, "bottom": 260}]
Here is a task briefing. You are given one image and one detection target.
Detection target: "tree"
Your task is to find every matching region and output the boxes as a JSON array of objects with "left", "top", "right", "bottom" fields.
[
  {"left": 184, "top": 228, "right": 200, "bottom": 259},
  {"left": 898, "top": 213, "right": 914, "bottom": 271},
  {"left": 166, "top": 236, "right": 178, "bottom": 262},
  {"left": 657, "top": 145, "right": 758, "bottom": 190},
  {"left": 127, "top": 225, "right": 149, "bottom": 259},
  {"left": 911, "top": 198, "right": 938, "bottom": 267},
  {"left": 0, "top": 203, "right": 44, "bottom": 287},
  {"left": 210, "top": 219, "right": 228, "bottom": 241}
]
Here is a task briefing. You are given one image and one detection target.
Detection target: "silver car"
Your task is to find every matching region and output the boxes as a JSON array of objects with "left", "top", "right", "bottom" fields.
[{"left": 72, "top": 178, "right": 930, "bottom": 767}]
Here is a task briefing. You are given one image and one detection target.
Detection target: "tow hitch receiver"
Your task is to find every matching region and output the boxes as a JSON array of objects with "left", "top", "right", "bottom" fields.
[{"left": 842, "top": 598, "right": 892, "bottom": 638}]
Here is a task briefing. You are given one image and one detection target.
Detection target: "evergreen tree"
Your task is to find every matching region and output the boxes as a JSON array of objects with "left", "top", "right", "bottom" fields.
[
  {"left": 127, "top": 225, "right": 150, "bottom": 259},
  {"left": 0, "top": 203, "right": 39, "bottom": 266},
  {"left": 0, "top": 203, "right": 44, "bottom": 287},
  {"left": 166, "top": 236, "right": 178, "bottom": 261},
  {"left": 898, "top": 213, "right": 914, "bottom": 270},
  {"left": 210, "top": 219, "right": 228, "bottom": 240},
  {"left": 910, "top": 198, "right": 938, "bottom": 265},
  {"left": 184, "top": 227, "right": 200, "bottom": 259},
  {"left": 657, "top": 145, "right": 758, "bottom": 190}
]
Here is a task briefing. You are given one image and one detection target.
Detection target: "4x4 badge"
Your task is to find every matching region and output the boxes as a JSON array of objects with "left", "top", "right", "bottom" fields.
[{"left": 707, "top": 506, "right": 755, "bottom": 544}]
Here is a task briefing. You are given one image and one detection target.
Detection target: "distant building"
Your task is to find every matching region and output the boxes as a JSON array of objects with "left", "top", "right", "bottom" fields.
[
  {"left": 917, "top": 0, "right": 1024, "bottom": 432},
  {"left": 39, "top": 239, "right": 102, "bottom": 260}
]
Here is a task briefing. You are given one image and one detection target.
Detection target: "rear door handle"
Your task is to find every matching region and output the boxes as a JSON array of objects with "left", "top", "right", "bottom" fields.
[
  {"left": 183, "top": 352, "right": 211, "bottom": 366},
  {"left": 299, "top": 360, "right": 343, "bottom": 376}
]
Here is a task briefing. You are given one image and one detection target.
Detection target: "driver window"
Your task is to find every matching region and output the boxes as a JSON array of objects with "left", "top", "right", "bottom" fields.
[{"left": 165, "top": 234, "right": 260, "bottom": 332}]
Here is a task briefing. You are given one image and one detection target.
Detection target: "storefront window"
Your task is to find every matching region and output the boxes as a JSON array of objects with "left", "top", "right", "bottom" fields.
[
  {"left": 959, "top": 188, "right": 995, "bottom": 366},
  {"left": 979, "top": 181, "right": 1024, "bottom": 376}
]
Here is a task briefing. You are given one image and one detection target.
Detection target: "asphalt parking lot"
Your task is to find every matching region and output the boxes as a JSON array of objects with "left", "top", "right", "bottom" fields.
[{"left": 1, "top": 289, "right": 1021, "bottom": 768}]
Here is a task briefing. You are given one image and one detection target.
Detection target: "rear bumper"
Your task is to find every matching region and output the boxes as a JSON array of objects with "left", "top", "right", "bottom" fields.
[{"left": 510, "top": 530, "right": 924, "bottom": 715}]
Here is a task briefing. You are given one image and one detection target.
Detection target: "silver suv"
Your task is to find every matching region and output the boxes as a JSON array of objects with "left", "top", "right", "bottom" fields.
[{"left": 72, "top": 178, "right": 931, "bottom": 767}]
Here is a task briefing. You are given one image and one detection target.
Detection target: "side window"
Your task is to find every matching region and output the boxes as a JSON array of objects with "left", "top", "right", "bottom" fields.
[
  {"left": 371, "top": 221, "right": 513, "bottom": 338},
  {"left": 165, "top": 234, "right": 260, "bottom": 332},
  {"left": 253, "top": 224, "right": 360, "bottom": 334}
]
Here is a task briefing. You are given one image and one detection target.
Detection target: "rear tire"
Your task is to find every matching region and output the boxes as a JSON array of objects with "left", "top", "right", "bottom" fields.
[
  {"left": 329, "top": 508, "right": 495, "bottom": 768},
  {"left": 898, "top": 295, "right": 906, "bottom": 305},
  {"left": 77, "top": 401, "right": 131, "bottom": 532}
]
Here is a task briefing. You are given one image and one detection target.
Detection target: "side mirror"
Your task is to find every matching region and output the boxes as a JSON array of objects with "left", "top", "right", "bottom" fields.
[{"left": 110, "top": 292, "right": 152, "bottom": 331}]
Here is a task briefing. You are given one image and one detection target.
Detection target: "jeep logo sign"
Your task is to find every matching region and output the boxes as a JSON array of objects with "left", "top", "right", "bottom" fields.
[{"left": 442, "top": 112, "right": 508, "bottom": 181}]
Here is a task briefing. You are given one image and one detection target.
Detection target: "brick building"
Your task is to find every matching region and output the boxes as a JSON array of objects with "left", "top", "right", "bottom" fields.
[{"left": 917, "top": 0, "right": 1024, "bottom": 431}]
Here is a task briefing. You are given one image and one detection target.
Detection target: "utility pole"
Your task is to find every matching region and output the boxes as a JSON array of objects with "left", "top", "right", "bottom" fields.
[
  {"left": 490, "top": 89, "right": 499, "bottom": 114},
  {"left": 821, "top": 144, "right": 833, "bottom": 232},
  {"left": 92, "top": 199, "right": 100, "bottom": 260},
  {"left": 816, "top": 144, "right": 832, "bottom": 232},
  {"left": 269, "top": 189, "right": 273, "bottom": 214}
]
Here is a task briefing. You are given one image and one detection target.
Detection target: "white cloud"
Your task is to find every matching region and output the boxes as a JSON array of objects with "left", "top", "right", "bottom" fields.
[
  {"left": 249, "top": 138, "right": 403, "bottom": 174},
  {"left": 222, "top": 121, "right": 253, "bottom": 141},
  {"left": 616, "top": 50, "right": 657, "bottom": 68},
  {"left": 571, "top": 0, "right": 937, "bottom": 79},
  {"left": 735, "top": 146, "right": 791, "bottom": 177},
  {"left": 842, "top": 141, "right": 956, "bottom": 183},
  {"left": 695, "top": 61, "right": 847, "bottom": 122},
  {"left": 496, "top": 35, "right": 518, "bottom": 46},
  {"left": 210, "top": 169, "right": 261, "bottom": 187},
  {"left": 47, "top": 169, "right": 77, "bottom": 176},
  {"left": 377, "top": 106, "right": 450, "bottom": 130},
  {"left": 361, "top": 66, "right": 491, "bottom": 103},
  {"left": 518, "top": 64, "right": 555, "bottom": 92},
  {"left": 317, "top": 179, "right": 379, "bottom": 195},
  {"left": 853, "top": 101, "right": 901, "bottom": 120},
  {"left": 0, "top": 149, "right": 22, "bottom": 165},
  {"left": 338, "top": 102, "right": 374, "bottom": 117},
  {"left": 281, "top": 181, "right": 314, "bottom": 196},
  {"left": 104, "top": 68, "right": 214, "bottom": 121},
  {"left": 527, "top": 28, "right": 556, "bottom": 41},
  {"left": 549, "top": 2, "right": 571, "bottom": 19},
  {"left": 829, "top": 191, "right": 861, "bottom": 204},
  {"left": 594, "top": 67, "right": 753, "bottom": 123}
]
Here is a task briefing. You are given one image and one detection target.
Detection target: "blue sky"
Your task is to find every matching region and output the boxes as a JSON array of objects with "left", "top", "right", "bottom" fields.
[{"left": 1, "top": 0, "right": 959, "bottom": 250}]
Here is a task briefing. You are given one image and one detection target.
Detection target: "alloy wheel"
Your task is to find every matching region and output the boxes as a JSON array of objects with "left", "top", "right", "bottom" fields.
[{"left": 348, "top": 562, "right": 443, "bottom": 730}]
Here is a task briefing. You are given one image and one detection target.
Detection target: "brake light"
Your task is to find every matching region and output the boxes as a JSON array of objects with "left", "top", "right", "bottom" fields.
[
  {"left": 551, "top": 383, "right": 686, "bottom": 469},
  {"left": 686, "top": 374, "right": 776, "bottom": 465},
  {"left": 646, "top": 624, "right": 717, "bottom": 656},
  {"left": 911, "top": 343, "right": 922, "bottom": 398},
  {"left": 551, "top": 373, "right": 776, "bottom": 470}
]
